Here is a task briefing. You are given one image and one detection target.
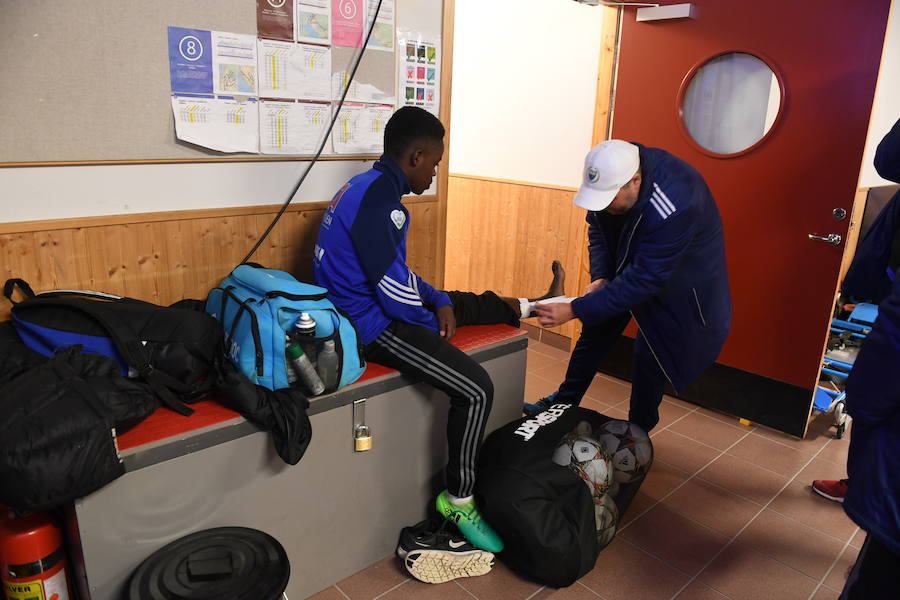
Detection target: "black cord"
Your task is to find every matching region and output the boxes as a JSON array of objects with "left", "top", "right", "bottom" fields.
[{"left": 241, "top": 0, "right": 386, "bottom": 264}]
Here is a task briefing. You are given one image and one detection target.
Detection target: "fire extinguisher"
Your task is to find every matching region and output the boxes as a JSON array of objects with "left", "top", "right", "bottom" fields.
[{"left": 0, "top": 508, "right": 74, "bottom": 600}]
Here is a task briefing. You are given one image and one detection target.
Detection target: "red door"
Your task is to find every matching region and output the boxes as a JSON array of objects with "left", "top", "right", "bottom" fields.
[{"left": 611, "top": 0, "right": 891, "bottom": 434}]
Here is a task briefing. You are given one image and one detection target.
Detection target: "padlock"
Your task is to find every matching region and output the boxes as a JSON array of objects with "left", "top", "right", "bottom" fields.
[{"left": 354, "top": 424, "right": 373, "bottom": 452}]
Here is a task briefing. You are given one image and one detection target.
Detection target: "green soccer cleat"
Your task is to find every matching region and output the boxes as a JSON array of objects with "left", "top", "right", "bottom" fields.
[{"left": 435, "top": 490, "right": 504, "bottom": 553}]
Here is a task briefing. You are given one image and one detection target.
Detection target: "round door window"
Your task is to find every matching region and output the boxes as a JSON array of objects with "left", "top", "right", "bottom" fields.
[{"left": 681, "top": 52, "right": 782, "bottom": 156}]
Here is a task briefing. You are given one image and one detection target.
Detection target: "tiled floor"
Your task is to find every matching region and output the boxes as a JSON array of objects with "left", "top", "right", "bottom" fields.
[{"left": 308, "top": 340, "right": 859, "bottom": 600}]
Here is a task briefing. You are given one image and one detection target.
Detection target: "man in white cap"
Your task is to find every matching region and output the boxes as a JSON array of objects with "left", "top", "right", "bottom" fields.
[{"left": 524, "top": 140, "right": 731, "bottom": 431}]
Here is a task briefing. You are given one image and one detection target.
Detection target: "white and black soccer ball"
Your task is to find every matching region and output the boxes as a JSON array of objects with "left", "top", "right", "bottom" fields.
[
  {"left": 552, "top": 435, "right": 612, "bottom": 500},
  {"left": 594, "top": 493, "right": 619, "bottom": 547},
  {"left": 595, "top": 419, "right": 652, "bottom": 484}
]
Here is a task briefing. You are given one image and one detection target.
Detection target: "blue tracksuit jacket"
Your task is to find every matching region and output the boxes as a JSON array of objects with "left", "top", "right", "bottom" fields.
[
  {"left": 313, "top": 156, "right": 450, "bottom": 345},
  {"left": 843, "top": 118, "right": 900, "bottom": 555},
  {"left": 571, "top": 145, "right": 732, "bottom": 391},
  {"left": 843, "top": 117, "right": 900, "bottom": 303}
]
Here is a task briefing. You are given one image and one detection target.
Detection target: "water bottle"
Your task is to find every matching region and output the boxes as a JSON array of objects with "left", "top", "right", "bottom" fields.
[
  {"left": 285, "top": 335, "right": 298, "bottom": 385},
  {"left": 293, "top": 313, "right": 318, "bottom": 365},
  {"left": 286, "top": 339, "right": 325, "bottom": 396},
  {"left": 316, "top": 339, "right": 339, "bottom": 391}
]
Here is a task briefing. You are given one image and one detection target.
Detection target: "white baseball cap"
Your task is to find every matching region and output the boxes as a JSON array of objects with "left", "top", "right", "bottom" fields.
[{"left": 573, "top": 140, "right": 640, "bottom": 211}]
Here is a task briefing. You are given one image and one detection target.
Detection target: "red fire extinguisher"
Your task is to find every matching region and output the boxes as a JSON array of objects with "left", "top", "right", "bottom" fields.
[{"left": 0, "top": 508, "right": 74, "bottom": 600}]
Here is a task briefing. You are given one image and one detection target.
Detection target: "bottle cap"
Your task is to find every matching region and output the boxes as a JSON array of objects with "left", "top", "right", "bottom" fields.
[{"left": 286, "top": 343, "right": 304, "bottom": 359}]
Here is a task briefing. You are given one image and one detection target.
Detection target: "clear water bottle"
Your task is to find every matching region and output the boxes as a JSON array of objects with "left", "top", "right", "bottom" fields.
[
  {"left": 316, "top": 339, "right": 339, "bottom": 391},
  {"left": 286, "top": 339, "right": 325, "bottom": 396},
  {"left": 293, "top": 313, "right": 318, "bottom": 365}
]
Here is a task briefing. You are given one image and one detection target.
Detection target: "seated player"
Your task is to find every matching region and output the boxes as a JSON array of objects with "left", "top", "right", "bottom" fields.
[{"left": 313, "top": 106, "right": 564, "bottom": 554}]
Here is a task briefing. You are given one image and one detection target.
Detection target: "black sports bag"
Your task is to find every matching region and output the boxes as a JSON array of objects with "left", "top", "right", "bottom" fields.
[
  {"left": 3, "top": 278, "right": 223, "bottom": 415},
  {"left": 475, "top": 405, "right": 653, "bottom": 587}
]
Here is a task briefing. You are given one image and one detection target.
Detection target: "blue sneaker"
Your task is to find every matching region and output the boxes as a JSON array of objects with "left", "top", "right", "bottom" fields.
[{"left": 523, "top": 391, "right": 559, "bottom": 416}]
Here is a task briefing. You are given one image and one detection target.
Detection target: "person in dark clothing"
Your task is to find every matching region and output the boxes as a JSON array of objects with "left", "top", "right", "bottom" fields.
[
  {"left": 837, "top": 259, "right": 900, "bottom": 599},
  {"left": 313, "top": 106, "right": 564, "bottom": 554},
  {"left": 525, "top": 140, "right": 731, "bottom": 432},
  {"left": 813, "top": 117, "right": 900, "bottom": 505}
]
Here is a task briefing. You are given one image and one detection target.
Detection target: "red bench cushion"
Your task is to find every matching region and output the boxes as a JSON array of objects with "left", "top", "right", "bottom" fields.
[{"left": 117, "top": 324, "right": 527, "bottom": 451}]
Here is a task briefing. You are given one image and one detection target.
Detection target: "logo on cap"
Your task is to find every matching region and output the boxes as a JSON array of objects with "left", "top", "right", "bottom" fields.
[{"left": 586, "top": 166, "right": 600, "bottom": 184}]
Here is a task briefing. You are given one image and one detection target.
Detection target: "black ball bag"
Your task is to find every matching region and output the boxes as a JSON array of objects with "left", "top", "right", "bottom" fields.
[{"left": 475, "top": 405, "right": 651, "bottom": 588}]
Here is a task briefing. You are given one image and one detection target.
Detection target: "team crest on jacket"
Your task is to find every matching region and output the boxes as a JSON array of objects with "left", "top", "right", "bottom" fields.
[
  {"left": 330, "top": 184, "right": 351, "bottom": 210},
  {"left": 390, "top": 209, "right": 406, "bottom": 229}
]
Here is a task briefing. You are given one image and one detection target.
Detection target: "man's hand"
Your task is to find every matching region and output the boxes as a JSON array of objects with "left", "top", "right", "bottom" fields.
[
  {"left": 535, "top": 302, "right": 575, "bottom": 328},
  {"left": 437, "top": 304, "right": 457, "bottom": 340},
  {"left": 585, "top": 278, "right": 607, "bottom": 295}
]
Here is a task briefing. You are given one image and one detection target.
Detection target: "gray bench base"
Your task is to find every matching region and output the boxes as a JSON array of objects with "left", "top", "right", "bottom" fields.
[{"left": 69, "top": 340, "right": 527, "bottom": 599}]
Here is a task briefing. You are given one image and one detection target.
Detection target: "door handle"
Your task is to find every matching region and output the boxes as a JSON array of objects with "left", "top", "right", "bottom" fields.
[{"left": 808, "top": 233, "right": 843, "bottom": 246}]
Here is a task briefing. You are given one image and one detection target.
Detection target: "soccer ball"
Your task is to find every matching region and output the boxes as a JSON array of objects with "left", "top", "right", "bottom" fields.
[
  {"left": 552, "top": 435, "right": 612, "bottom": 500},
  {"left": 594, "top": 494, "right": 619, "bottom": 548},
  {"left": 595, "top": 419, "right": 652, "bottom": 484}
]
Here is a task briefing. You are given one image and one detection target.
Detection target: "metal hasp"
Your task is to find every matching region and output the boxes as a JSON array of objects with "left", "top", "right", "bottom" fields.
[
  {"left": 352, "top": 398, "right": 373, "bottom": 452},
  {"left": 808, "top": 233, "right": 843, "bottom": 246},
  {"left": 636, "top": 3, "right": 693, "bottom": 21}
]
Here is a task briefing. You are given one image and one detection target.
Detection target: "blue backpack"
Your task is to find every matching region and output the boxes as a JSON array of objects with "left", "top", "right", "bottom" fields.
[{"left": 205, "top": 264, "right": 365, "bottom": 393}]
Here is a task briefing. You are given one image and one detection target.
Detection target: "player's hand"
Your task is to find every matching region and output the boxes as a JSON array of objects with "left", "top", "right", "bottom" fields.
[
  {"left": 437, "top": 304, "right": 457, "bottom": 340},
  {"left": 535, "top": 302, "right": 575, "bottom": 328},
  {"left": 585, "top": 278, "right": 607, "bottom": 295}
]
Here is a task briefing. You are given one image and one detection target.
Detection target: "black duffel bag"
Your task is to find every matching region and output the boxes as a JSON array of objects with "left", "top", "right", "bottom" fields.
[
  {"left": 475, "top": 405, "right": 653, "bottom": 588},
  {"left": 0, "top": 345, "right": 160, "bottom": 510},
  {"left": 3, "top": 279, "right": 223, "bottom": 415}
]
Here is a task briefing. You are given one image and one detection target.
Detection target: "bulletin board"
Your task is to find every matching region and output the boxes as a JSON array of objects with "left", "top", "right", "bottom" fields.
[{"left": 0, "top": 0, "right": 433, "bottom": 165}]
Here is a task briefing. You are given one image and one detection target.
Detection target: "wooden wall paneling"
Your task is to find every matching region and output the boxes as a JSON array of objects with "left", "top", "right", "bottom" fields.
[
  {"left": 0, "top": 200, "right": 440, "bottom": 321},
  {"left": 160, "top": 220, "right": 189, "bottom": 304},
  {"left": 445, "top": 175, "right": 585, "bottom": 338},
  {"left": 406, "top": 201, "right": 438, "bottom": 285},
  {"left": 445, "top": 176, "right": 478, "bottom": 293}
]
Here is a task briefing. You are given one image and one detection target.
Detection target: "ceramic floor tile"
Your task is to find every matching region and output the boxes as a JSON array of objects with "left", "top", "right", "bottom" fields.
[
  {"left": 662, "top": 478, "right": 761, "bottom": 538},
  {"left": 672, "top": 581, "right": 730, "bottom": 599},
  {"left": 823, "top": 544, "right": 860, "bottom": 591},
  {"left": 815, "top": 437, "right": 851, "bottom": 467},
  {"left": 306, "top": 586, "right": 350, "bottom": 600},
  {"left": 455, "top": 560, "right": 544, "bottom": 600},
  {"left": 696, "top": 453, "right": 789, "bottom": 506},
  {"left": 695, "top": 406, "right": 752, "bottom": 430},
  {"left": 634, "top": 459, "right": 691, "bottom": 502},
  {"left": 336, "top": 556, "right": 408, "bottom": 600},
  {"left": 617, "top": 490, "right": 657, "bottom": 527},
  {"left": 726, "top": 434, "right": 813, "bottom": 479},
  {"left": 525, "top": 371, "right": 562, "bottom": 402},
  {"left": 768, "top": 481, "right": 858, "bottom": 542},
  {"left": 528, "top": 341, "right": 572, "bottom": 362},
  {"left": 618, "top": 504, "right": 730, "bottom": 576},
  {"left": 698, "top": 542, "right": 818, "bottom": 600},
  {"left": 579, "top": 538, "right": 690, "bottom": 600},
  {"left": 663, "top": 395, "right": 698, "bottom": 411},
  {"left": 849, "top": 528, "right": 865, "bottom": 549},
  {"left": 531, "top": 359, "right": 571, "bottom": 384},
  {"left": 736, "top": 509, "right": 846, "bottom": 580},
  {"left": 530, "top": 582, "right": 606, "bottom": 599},
  {"left": 656, "top": 399, "right": 693, "bottom": 429},
  {"left": 649, "top": 429, "right": 722, "bottom": 474},
  {"left": 584, "top": 375, "right": 631, "bottom": 406},
  {"left": 379, "top": 578, "right": 475, "bottom": 599},
  {"left": 750, "top": 422, "right": 832, "bottom": 456},
  {"left": 668, "top": 412, "right": 750, "bottom": 450},
  {"left": 811, "top": 586, "right": 841, "bottom": 600}
]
